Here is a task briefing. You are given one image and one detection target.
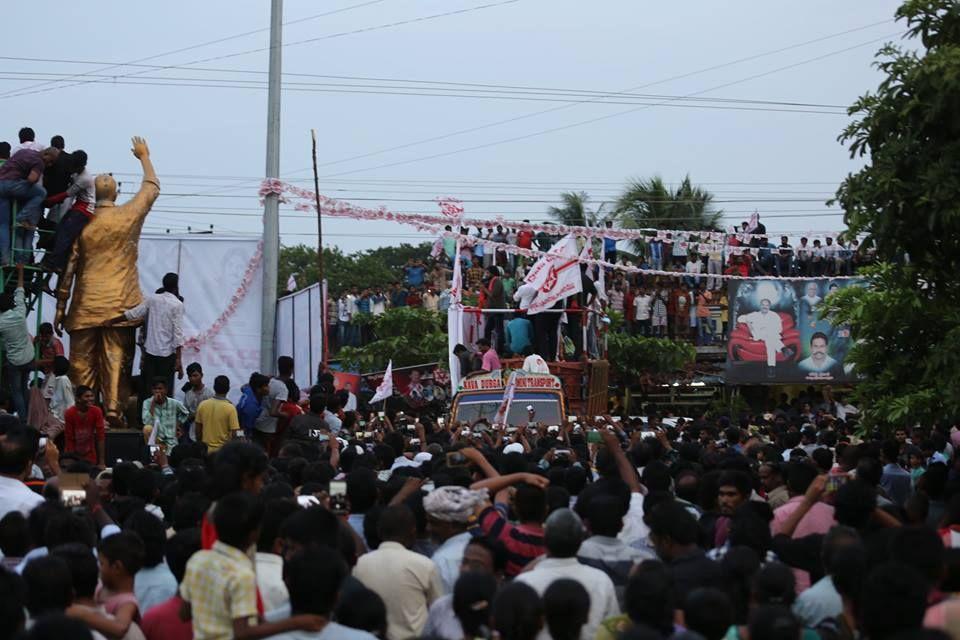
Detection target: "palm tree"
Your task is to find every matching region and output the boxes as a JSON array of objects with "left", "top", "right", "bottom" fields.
[
  {"left": 615, "top": 175, "right": 722, "bottom": 254},
  {"left": 547, "top": 191, "right": 609, "bottom": 227}
]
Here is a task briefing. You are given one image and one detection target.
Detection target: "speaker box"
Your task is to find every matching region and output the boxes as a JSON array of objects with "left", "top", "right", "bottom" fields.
[{"left": 105, "top": 430, "right": 148, "bottom": 465}]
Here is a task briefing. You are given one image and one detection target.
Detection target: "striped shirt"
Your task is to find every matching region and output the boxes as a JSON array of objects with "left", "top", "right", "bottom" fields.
[{"left": 478, "top": 504, "right": 545, "bottom": 577}]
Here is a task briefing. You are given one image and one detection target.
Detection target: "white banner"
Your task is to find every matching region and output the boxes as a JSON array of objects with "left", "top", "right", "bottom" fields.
[
  {"left": 33, "top": 234, "right": 263, "bottom": 403},
  {"left": 370, "top": 360, "right": 393, "bottom": 404},
  {"left": 276, "top": 280, "right": 325, "bottom": 389}
]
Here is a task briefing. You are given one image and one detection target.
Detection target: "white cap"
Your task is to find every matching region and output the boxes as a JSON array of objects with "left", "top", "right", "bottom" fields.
[
  {"left": 503, "top": 442, "right": 525, "bottom": 455},
  {"left": 414, "top": 452, "right": 433, "bottom": 464}
]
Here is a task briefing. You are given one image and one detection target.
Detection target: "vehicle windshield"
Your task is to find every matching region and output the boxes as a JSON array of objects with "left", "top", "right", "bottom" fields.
[{"left": 454, "top": 392, "right": 563, "bottom": 426}]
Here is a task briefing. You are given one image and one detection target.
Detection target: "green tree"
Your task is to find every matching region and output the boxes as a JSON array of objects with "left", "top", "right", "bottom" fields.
[
  {"left": 278, "top": 242, "right": 433, "bottom": 295},
  {"left": 616, "top": 176, "right": 722, "bottom": 254},
  {"left": 821, "top": 0, "right": 960, "bottom": 428},
  {"left": 606, "top": 333, "right": 696, "bottom": 382},
  {"left": 547, "top": 191, "right": 608, "bottom": 226},
  {"left": 336, "top": 307, "right": 447, "bottom": 372}
]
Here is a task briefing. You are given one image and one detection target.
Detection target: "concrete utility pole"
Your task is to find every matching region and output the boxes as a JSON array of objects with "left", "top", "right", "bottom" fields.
[{"left": 260, "top": 0, "right": 283, "bottom": 373}]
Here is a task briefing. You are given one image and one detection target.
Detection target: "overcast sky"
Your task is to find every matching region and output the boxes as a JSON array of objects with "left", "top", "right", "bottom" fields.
[{"left": 4, "top": 0, "right": 905, "bottom": 253}]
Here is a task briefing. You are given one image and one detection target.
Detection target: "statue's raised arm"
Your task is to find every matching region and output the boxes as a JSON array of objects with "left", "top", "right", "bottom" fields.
[{"left": 54, "top": 136, "right": 161, "bottom": 426}]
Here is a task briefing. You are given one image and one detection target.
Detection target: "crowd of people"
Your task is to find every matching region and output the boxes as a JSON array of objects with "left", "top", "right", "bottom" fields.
[
  {"left": 327, "top": 217, "right": 874, "bottom": 360},
  {"left": 0, "top": 352, "right": 959, "bottom": 640}
]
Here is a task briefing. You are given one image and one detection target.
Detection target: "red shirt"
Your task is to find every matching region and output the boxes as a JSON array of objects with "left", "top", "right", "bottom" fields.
[
  {"left": 64, "top": 405, "right": 105, "bottom": 464},
  {"left": 517, "top": 230, "right": 534, "bottom": 249},
  {"left": 479, "top": 504, "right": 545, "bottom": 577},
  {"left": 140, "top": 595, "right": 192, "bottom": 640}
]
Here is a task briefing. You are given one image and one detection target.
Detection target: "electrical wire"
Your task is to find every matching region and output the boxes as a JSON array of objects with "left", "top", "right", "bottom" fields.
[
  {"left": 309, "top": 33, "right": 898, "bottom": 181},
  {"left": 0, "top": 0, "right": 524, "bottom": 101}
]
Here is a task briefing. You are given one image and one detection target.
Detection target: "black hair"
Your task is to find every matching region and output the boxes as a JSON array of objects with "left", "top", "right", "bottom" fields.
[
  {"left": 75, "top": 385, "right": 92, "bottom": 399},
  {"left": 213, "top": 375, "right": 230, "bottom": 395},
  {"left": 173, "top": 492, "right": 211, "bottom": 531},
  {"left": 0, "top": 426, "right": 38, "bottom": 475},
  {"left": 185, "top": 362, "right": 202, "bottom": 377},
  {"left": 346, "top": 468, "right": 379, "bottom": 514},
  {"left": 378, "top": 504, "right": 416, "bottom": 542},
  {"left": 279, "top": 506, "right": 342, "bottom": 550},
  {"left": 752, "top": 562, "right": 796, "bottom": 606},
  {"left": 123, "top": 510, "right": 166, "bottom": 568},
  {"left": 0, "top": 565, "right": 25, "bottom": 638},
  {"left": 748, "top": 605, "right": 801, "bottom": 640},
  {"left": 43, "top": 509, "right": 95, "bottom": 550},
  {"left": 624, "top": 560, "right": 675, "bottom": 634},
  {"left": 211, "top": 441, "right": 268, "bottom": 499},
  {"left": 476, "top": 338, "right": 491, "bottom": 347},
  {"left": 24, "top": 614, "right": 96, "bottom": 640},
  {"left": 645, "top": 500, "right": 699, "bottom": 546},
  {"left": 51, "top": 543, "right": 99, "bottom": 599},
  {"left": 283, "top": 547, "right": 348, "bottom": 616},
  {"left": 18, "top": 127, "right": 35, "bottom": 143},
  {"left": 834, "top": 479, "right": 878, "bottom": 529},
  {"left": 277, "top": 356, "right": 295, "bottom": 377},
  {"left": 811, "top": 448, "right": 833, "bottom": 473},
  {"left": 454, "top": 571, "right": 498, "bottom": 638},
  {"left": 514, "top": 483, "right": 547, "bottom": 523},
  {"left": 465, "top": 536, "right": 508, "bottom": 574},
  {"left": 583, "top": 494, "right": 626, "bottom": 537},
  {"left": 23, "top": 555, "right": 73, "bottom": 615},
  {"left": 334, "top": 585, "right": 387, "bottom": 637},
  {"left": 0, "top": 141, "right": 10, "bottom": 160},
  {"left": 165, "top": 528, "right": 201, "bottom": 584},
  {"left": 249, "top": 372, "right": 270, "bottom": 390},
  {"left": 98, "top": 531, "right": 145, "bottom": 576},
  {"left": 683, "top": 588, "right": 733, "bottom": 640},
  {"left": 859, "top": 563, "right": 929, "bottom": 640},
  {"left": 213, "top": 492, "right": 264, "bottom": 549},
  {"left": 822, "top": 526, "right": 862, "bottom": 575},
  {"left": 0, "top": 511, "right": 30, "bottom": 558},
  {"left": 257, "top": 498, "right": 300, "bottom": 553},
  {"left": 717, "top": 470, "right": 752, "bottom": 497},
  {"left": 785, "top": 461, "right": 817, "bottom": 495},
  {"left": 543, "top": 578, "right": 589, "bottom": 640},
  {"left": 52, "top": 356, "right": 70, "bottom": 377},
  {"left": 889, "top": 526, "right": 945, "bottom": 586},
  {"left": 492, "top": 581, "right": 543, "bottom": 640}
]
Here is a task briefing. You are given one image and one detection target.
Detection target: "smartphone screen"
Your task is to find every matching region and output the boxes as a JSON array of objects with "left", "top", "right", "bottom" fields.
[{"left": 329, "top": 480, "right": 347, "bottom": 497}]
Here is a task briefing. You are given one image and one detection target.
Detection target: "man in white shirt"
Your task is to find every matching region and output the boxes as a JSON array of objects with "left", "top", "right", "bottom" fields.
[
  {"left": 513, "top": 282, "right": 537, "bottom": 310},
  {"left": 254, "top": 356, "right": 296, "bottom": 447},
  {"left": 11, "top": 127, "right": 45, "bottom": 155},
  {"left": 515, "top": 509, "right": 619, "bottom": 640},
  {"left": 633, "top": 289, "right": 653, "bottom": 336},
  {"left": 342, "top": 382, "right": 358, "bottom": 412},
  {"left": 424, "top": 486, "right": 488, "bottom": 594},
  {"left": 0, "top": 427, "right": 45, "bottom": 519},
  {"left": 337, "top": 294, "right": 351, "bottom": 349},
  {"left": 736, "top": 299, "right": 786, "bottom": 377},
  {"left": 354, "top": 505, "right": 443, "bottom": 640},
  {"left": 114, "top": 273, "right": 184, "bottom": 407}
]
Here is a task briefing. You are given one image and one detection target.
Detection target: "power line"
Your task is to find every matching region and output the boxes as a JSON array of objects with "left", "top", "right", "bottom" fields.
[
  {"left": 0, "top": 69, "right": 849, "bottom": 109},
  {"left": 312, "top": 33, "right": 898, "bottom": 180},
  {"left": 0, "top": 0, "right": 392, "bottom": 99},
  {"left": 0, "top": 75, "right": 849, "bottom": 113},
  {"left": 0, "top": 0, "right": 524, "bottom": 101}
]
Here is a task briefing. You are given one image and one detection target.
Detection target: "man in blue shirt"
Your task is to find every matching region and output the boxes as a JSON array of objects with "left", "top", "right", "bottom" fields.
[
  {"left": 390, "top": 282, "right": 408, "bottom": 308},
  {"left": 603, "top": 220, "right": 617, "bottom": 264},
  {"left": 404, "top": 258, "right": 426, "bottom": 288},
  {"left": 504, "top": 313, "right": 534, "bottom": 356}
]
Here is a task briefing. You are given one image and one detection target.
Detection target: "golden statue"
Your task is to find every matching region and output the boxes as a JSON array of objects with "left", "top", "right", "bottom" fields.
[{"left": 55, "top": 136, "right": 160, "bottom": 425}]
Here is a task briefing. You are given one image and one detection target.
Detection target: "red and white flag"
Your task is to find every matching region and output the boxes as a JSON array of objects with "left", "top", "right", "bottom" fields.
[
  {"left": 370, "top": 360, "right": 394, "bottom": 404},
  {"left": 493, "top": 370, "right": 518, "bottom": 426},
  {"left": 525, "top": 235, "right": 579, "bottom": 288},
  {"left": 527, "top": 236, "right": 583, "bottom": 315}
]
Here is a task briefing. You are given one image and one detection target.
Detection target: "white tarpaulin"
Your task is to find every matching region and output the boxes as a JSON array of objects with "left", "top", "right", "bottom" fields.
[
  {"left": 31, "top": 234, "right": 263, "bottom": 402},
  {"left": 276, "top": 280, "right": 325, "bottom": 389}
]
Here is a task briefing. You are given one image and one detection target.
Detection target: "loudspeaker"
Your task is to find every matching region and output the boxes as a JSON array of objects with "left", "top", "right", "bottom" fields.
[{"left": 105, "top": 430, "right": 147, "bottom": 465}]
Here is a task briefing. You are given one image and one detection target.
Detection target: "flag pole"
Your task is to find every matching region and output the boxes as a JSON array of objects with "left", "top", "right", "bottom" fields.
[{"left": 311, "top": 129, "right": 328, "bottom": 369}]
